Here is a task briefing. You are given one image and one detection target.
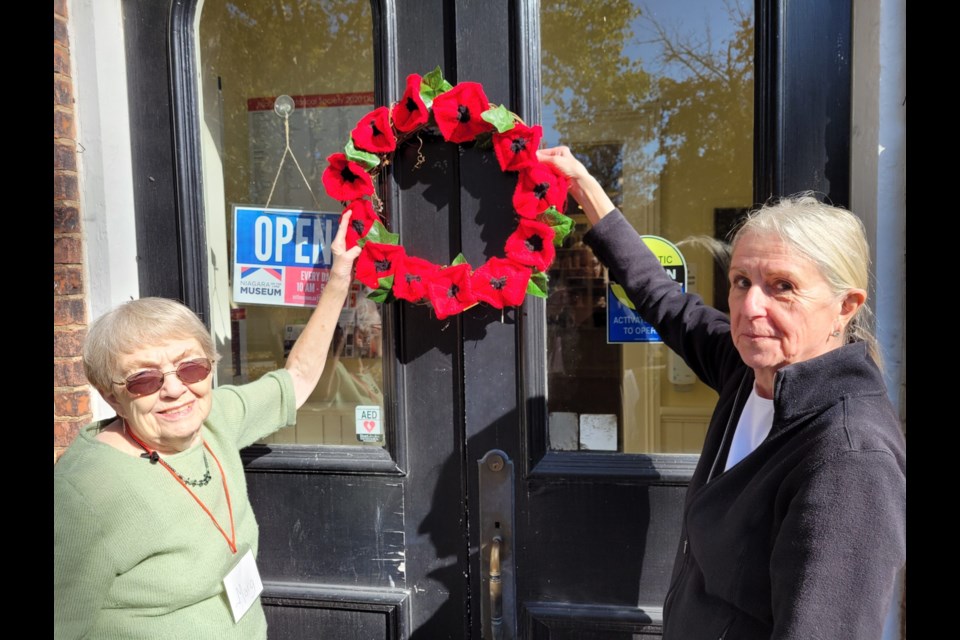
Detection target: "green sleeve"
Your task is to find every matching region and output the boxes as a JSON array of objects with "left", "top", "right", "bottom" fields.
[
  {"left": 54, "top": 477, "right": 116, "bottom": 640},
  {"left": 210, "top": 369, "right": 298, "bottom": 449}
]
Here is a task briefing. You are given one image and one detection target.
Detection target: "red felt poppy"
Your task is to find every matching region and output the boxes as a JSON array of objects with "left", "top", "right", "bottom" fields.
[
  {"left": 355, "top": 242, "right": 406, "bottom": 290},
  {"left": 392, "top": 255, "right": 440, "bottom": 303},
  {"left": 392, "top": 74, "right": 430, "bottom": 133},
  {"left": 431, "top": 82, "right": 494, "bottom": 144},
  {"left": 343, "top": 199, "right": 379, "bottom": 249},
  {"left": 492, "top": 123, "right": 543, "bottom": 172},
  {"left": 322, "top": 153, "right": 375, "bottom": 202},
  {"left": 351, "top": 107, "right": 397, "bottom": 154},
  {"left": 470, "top": 257, "right": 531, "bottom": 308},
  {"left": 504, "top": 219, "right": 556, "bottom": 272},
  {"left": 425, "top": 263, "right": 477, "bottom": 320},
  {"left": 512, "top": 162, "right": 570, "bottom": 218}
]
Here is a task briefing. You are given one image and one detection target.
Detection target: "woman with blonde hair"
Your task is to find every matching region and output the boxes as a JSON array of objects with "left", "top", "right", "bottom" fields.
[{"left": 538, "top": 146, "right": 905, "bottom": 640}]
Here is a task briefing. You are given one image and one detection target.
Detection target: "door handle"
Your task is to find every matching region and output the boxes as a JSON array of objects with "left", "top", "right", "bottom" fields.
[
  {"left": 489, "top": 536, "right": 503, "bottom": 640},
  {"left": 479, "top": 449, "right": 514, "bottom": 638}
]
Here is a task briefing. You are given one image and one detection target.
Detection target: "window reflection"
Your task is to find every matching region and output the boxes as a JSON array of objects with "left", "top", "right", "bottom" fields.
[
  {"left": 541, "top": 0, "right": 754, "bottom": 453},
  {"left": 196, "top": 0, "right": 381, "bottom": 446}
]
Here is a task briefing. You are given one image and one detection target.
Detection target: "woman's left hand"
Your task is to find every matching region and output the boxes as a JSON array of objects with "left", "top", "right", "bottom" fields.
[{"left": 330, "top": 209, "right": 363, "bottom": 280}]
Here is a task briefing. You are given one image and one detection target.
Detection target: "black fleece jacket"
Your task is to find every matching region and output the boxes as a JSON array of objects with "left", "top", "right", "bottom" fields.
[{"left": 585, "top": 209, "right": 906, "bottom": 640}]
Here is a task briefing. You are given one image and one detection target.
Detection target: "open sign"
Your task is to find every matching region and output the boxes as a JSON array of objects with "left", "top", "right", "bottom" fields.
[
  {"left": 235, "top": 206, "right": 338, "bottom": 267},
  {"left": 233, "top": 205, "right": 341, "bottom": 306}
]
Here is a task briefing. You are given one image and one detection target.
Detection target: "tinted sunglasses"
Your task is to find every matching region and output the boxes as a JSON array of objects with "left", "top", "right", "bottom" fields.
[{"left": 113, "top": 358, "right": 212, "bottom": 396}]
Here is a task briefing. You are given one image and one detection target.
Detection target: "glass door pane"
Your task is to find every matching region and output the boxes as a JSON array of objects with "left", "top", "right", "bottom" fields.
[
  {"left": 196, "top": 0, "right": 383, "bottom": 446},
  {"left": 541, "top": 0, "right": 754, "bottom": 453}
]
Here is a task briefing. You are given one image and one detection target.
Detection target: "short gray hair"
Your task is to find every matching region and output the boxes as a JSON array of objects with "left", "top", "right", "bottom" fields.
[
  {"left": 732, "top": 193, "right": 880, "bottom": 366},
  {"left": 83, "top": 297, "right": 218, "bottom": 392}
]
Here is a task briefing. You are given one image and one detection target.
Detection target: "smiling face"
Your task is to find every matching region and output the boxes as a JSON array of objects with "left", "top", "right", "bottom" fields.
[
  {"left": 728, "top": 231, "right": 864, "bottom": 398},
  {"left": 103, "top": 337, "right": 214, "bottom": 454}
]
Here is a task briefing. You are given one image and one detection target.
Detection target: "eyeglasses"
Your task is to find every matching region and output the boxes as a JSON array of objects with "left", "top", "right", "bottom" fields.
[{"left": 112, "top": 358, "right": 212, "bottom": 396}]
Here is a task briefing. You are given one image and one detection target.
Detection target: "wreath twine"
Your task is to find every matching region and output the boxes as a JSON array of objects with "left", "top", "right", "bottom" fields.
[{"left": 321, "top": 66, "right": 574, "bottom": 320}]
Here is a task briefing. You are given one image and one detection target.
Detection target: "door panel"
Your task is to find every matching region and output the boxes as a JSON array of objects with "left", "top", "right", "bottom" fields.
[
  {"left": 261, "top": 584, "right": 408, "bottom": 640},
  {"left": 504, "top": 2, "right": 755, "bottom": 635},
  {"left": 455, "top": 3, "right": 523, "bottom": 637},
  {"left": 249, "top": 475, "right": 404, "bottom": 585}
]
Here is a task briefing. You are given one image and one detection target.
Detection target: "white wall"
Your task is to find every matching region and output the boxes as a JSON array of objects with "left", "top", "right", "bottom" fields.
[
  {"left": 851, "top": 0, "right": 906, "bottom": 638},
  {"left": 70, "top": 0, "right": 141, "bottom": 419}
]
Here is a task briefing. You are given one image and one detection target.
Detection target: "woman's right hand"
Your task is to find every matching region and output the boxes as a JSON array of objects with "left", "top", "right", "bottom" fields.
[
  {"left": 536, "top": 146, "right": 590, "bottom": 182},
  {"left": 537, "top": 146, "right": 615, "bottom": 225}
]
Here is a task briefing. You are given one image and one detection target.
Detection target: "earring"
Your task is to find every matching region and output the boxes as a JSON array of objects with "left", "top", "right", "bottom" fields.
[{"left": 831, "top": 329, "right": 841, "bottom": 338}]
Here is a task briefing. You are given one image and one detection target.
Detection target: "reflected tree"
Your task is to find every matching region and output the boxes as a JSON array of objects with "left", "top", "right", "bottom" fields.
[
  {"left": 541, "top": 0, "right": 652, "bottom": 124},
  {"left": 639, "top": 0, "right": 754, "bottom": 211},
  {"left": 200, "top": 0, "right": 375, "bottom": 209},
  {"left": 541, "top": 0, "right": 754, "bottom": 211}
]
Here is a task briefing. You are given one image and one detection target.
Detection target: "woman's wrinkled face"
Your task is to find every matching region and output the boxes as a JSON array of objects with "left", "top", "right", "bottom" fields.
[
  {"left": 103, "top": 337, "right": 213, "bottom": 454},
  {"left": 728, "top": 231, "right": 859, "bottom": 396}
]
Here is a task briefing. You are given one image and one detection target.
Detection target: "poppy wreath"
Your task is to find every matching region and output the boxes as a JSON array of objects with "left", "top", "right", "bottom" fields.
[{"left": 321, "top": 67, "right": 574, "bottom": 320}]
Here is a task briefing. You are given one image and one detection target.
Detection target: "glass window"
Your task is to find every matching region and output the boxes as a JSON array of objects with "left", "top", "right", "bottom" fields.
[
  {"left": 541, "top": 0, "right": 754, "bottom": 453},
  {"left": 196, "top": 0, "right": 383, "bottom": 446}
]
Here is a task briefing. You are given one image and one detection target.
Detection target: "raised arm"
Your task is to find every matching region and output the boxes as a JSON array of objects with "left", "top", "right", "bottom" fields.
[
  {"left": 285, "top": 210, "right": 362, "bottom": 408},
  {"left": 536, "top": 146, "right": 616, "bottom": 227}
]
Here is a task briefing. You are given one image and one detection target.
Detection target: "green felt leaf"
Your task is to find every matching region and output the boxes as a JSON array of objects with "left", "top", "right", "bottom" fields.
[
  {"left": 344, "top": 140, "right": 381, "bottom": 171},
  {"left": 481, "top": 105, "right": 517, "bottom": 133},
  {"left": 542, "top": 207, "right": 575, "bottom": 246},
  {"left": 364, "top": 221, "right": 400, "bottom": 246},
  {"left": 420, "top": 66, "right": 453, "bottom": 108},
  {"left": 526, "top": 271, "right": 548, "bottom": 298},
  {"left": 367, "top": 275, "right": 396, "bottom": 303},
  {"left": 451, "top": 253, "right": 468, "bottom": 267}
]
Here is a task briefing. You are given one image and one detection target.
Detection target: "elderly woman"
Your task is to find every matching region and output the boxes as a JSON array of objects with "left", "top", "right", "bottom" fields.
[
  {"left": 54, "top": 212, "right": 361, "bottom": 638},
  {"left": 538, "top": 147, "right": 906, "bottom": 639}
]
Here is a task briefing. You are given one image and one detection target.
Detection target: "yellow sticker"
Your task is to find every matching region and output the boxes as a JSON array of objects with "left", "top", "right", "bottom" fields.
[
  {"left": 609, "top": 236, "right": 686, "bottom": 312},
  {"left": 610, "top": 283, "right": 635, "bottom": 310}
]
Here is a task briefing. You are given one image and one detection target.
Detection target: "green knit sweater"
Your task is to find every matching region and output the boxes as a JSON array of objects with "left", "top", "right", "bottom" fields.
[{"left": 54, "top": 370, "right": 297, "bottom": 640}]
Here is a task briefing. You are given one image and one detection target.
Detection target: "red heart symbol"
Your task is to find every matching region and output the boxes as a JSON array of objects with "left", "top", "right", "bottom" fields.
[{"left": 363, "top": 420, "right": 375, "bottom": 432}]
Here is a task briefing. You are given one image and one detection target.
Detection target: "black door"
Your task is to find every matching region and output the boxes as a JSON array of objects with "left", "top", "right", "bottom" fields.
[{"left": 125, "top": 0, "right": 851, "bottom": 637}]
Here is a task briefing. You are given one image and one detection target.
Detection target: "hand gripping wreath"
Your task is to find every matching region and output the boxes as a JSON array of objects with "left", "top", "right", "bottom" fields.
[{"left": 321, "top": 67, "right": 574, "bottom": 320}]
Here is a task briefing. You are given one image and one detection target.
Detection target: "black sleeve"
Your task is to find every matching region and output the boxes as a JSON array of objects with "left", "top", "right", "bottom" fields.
[{"left": 584, "top": 208, "right": 740, "bottom": 391}]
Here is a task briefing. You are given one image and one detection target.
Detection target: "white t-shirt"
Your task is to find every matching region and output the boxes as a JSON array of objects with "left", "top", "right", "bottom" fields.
[{"left": 724, "top": 385, "right": 774, "bottom": 471}]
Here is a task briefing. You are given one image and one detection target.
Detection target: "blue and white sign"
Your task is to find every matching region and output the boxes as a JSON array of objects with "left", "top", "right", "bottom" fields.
[
  {"left": 607, "top": 235, "right": 687, "bottom": 344},
  {"left": 233, "top": 205, "right": 341, "bottom": 307}
]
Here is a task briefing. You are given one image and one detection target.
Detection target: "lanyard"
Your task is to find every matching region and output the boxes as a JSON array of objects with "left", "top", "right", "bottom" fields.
[{"left": 124, "top": 420, "right": 238, "bottom": 554}]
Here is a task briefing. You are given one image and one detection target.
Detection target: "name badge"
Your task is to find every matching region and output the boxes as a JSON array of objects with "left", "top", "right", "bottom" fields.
[{"left": 223, "top": 547, "right": 264, "bottom": 623}]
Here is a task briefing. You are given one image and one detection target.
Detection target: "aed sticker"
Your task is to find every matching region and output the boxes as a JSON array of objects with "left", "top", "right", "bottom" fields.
[
  {"left": 356, "top": 405, "right": 384, "bottom": 443},
  {"left": 607, "top": 235, "right": 687, "bottom": 344}
]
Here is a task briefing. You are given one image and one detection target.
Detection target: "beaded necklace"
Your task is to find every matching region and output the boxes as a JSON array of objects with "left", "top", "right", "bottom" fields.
[{"left": 123, "top": 421, "right": 212, "bottom": 487}]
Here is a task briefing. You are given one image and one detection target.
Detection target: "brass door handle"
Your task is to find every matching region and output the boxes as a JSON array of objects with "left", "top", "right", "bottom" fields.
[
  {"left": 479, "top": 450, "right": 514, "bottom": 638},
  {"left": 490, "top": 536, "right": 503, "bottom": 640}
]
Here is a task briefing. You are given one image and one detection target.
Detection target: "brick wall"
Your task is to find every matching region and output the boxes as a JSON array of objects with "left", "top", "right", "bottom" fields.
[{"left": 54, "top": 0, "right": 91, "bottom": 462}]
